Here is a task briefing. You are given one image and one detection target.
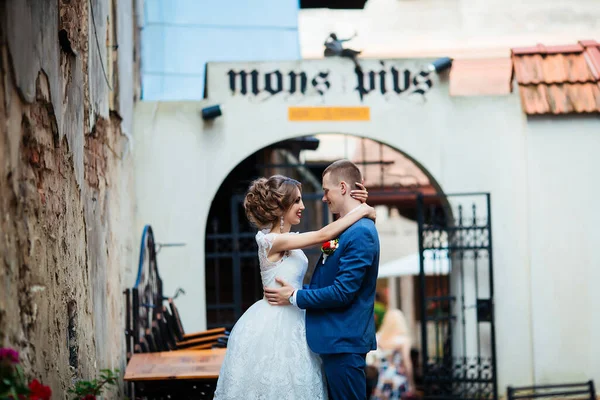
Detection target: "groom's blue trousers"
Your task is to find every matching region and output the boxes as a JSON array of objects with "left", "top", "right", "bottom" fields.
[{"left": 321, "top": 353, "right": 367, "bottom": 400}]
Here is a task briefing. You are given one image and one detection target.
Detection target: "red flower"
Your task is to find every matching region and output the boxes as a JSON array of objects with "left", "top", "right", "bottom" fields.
[
  {"left": 28, "top": 379, "right": 52, "bottom": 400},
  {"left": 0, "top": 347, "right": 19, "bottom": 364},
  {"left": 320, "top": 239, "right": 339, "bottom": 255},
  {"left": 82, "top": 395, "right": 96, "bottom": 400},
  {"left": 320, "top": 239, "right": 339, "bottom": 264}
]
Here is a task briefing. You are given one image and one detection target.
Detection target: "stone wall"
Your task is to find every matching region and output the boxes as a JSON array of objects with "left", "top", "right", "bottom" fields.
[{"left": 0, "top": 0, "right": 138, "bottom": 397}]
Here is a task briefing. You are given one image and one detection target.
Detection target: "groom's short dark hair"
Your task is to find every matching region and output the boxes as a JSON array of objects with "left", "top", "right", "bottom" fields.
[{"left": 323, "top": 159, "right": 362, "bottom": 190}]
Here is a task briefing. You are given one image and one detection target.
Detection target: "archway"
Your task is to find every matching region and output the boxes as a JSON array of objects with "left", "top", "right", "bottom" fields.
[{"left": 204, "top": 133, "right": 441, "bottom": 319}]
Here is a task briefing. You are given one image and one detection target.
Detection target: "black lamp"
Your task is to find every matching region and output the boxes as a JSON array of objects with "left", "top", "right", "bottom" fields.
[
  {"left": 201, "top": 105, "right": 222, "bottom": 121},
  {"left": 427, "top": 57, "right": 453, "bottom": 73}
]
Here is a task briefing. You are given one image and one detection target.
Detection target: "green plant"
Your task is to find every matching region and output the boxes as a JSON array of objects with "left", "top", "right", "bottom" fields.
[
  {"left": 374, "top": 301, "right": 386, "bottom": 331},
  {"left": 67, "top": 368, "right": 120, "bottom": 400}
]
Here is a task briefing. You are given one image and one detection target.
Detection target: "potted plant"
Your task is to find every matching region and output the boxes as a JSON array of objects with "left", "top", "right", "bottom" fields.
[{"left": 68, "top": 368, "right": 120, "bottom": 400}]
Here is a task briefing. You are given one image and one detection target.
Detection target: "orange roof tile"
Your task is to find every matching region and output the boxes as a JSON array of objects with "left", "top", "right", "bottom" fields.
[
  {"left": 518, "top": 83, "right": 600, "bottom": 115},
  {"left": 511, "top": 40, "right": 600, "bottom": 114},
  {"left": 584, "top": 46, "right": 600, "bottom": 79},
  {"left": 512, "top": 43, "right": 584, "bottom": 55}
]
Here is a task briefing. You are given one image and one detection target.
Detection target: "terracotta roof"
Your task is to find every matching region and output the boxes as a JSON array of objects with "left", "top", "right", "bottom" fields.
[
  {"left": 511, "top": 40, "right": 600, "bottom": 114},
  {"left": 449, "top": 58, "right": 513, "bottom": 96}
]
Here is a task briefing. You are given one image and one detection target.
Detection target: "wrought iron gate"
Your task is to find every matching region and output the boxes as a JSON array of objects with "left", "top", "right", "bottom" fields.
[
  {"left": 417, "top": 193, "right": 497, "bottom": 400},
  {"left": 205, "top": 192, "right": 328, "bottom": 329}
]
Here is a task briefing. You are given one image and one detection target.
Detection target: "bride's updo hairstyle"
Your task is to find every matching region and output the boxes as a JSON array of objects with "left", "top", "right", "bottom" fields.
[{"left": 244, "top": 175, "right": 302, "bottom": 228}]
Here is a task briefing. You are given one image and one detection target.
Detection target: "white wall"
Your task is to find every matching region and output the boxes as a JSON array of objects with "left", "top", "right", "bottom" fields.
[
  {"left": 133, "top": 58, "right": 600, "bottom": 392},
  {"left": 298, "top": 0, "right": 600, "bottom": 58},
  {"left": 526, "top": 116, "right": 600, "bottom": 383}
]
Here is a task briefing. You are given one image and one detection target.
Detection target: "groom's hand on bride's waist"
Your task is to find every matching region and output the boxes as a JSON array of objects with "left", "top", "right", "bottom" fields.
[{"left": 264, "top": 278, "right": 295, "bottom": 306}]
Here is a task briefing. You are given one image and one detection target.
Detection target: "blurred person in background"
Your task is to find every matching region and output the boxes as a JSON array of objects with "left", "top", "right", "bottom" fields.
[{"left": 368, "top": 309, "right": 415, "bottom": 400}]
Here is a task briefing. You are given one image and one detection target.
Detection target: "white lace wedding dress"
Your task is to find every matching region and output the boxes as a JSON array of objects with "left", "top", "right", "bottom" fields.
[{"left": 213, "top": 230, "right": 328, "bottom": 400}]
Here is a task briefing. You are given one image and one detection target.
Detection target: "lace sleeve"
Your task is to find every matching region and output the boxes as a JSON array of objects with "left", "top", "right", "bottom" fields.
[
  {"left": 256, "top": 230, "right": 279, "bottom": 269},
  {"left": 256, "top": 230, "right": 276, "bottom": 254}
]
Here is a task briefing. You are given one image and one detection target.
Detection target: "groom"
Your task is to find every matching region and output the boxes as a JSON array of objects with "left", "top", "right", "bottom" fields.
[{"left": 265, "top": 159, "right": 380, "bottom": 400}]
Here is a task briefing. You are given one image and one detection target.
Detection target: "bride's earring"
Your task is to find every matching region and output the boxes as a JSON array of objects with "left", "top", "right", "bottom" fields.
[{"left": 280, "top": 216, "right": 284, "bottom": 233}]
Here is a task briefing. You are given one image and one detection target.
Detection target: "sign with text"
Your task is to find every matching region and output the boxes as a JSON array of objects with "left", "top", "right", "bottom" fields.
[{"left": 206, "top": 59, "right": 439, "bottom": 106}]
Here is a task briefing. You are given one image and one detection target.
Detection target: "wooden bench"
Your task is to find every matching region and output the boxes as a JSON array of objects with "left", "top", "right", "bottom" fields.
[
  {"left": 167, "top": 300, "right": 229, "bottom": 349},
  {"left": 507, "top": 381, "right": 596, "bottom": 400},
  {"left": 125, "top": 348, "right": 226, "bottom": 399}
]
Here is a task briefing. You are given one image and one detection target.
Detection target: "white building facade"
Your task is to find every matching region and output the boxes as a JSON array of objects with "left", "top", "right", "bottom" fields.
[{"left": 133, "top": 58, "right": 600, "bottom": 393}]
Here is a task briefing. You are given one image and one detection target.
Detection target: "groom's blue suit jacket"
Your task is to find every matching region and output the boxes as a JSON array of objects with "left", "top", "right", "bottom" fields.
[{"left": 296, "top": 218, "right": 380, "bottom": 355}]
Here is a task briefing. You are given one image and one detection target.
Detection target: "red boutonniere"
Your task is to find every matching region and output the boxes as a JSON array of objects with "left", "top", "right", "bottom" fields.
[{"left": 320, "top": 239, "right": 339, "bottom": 264}]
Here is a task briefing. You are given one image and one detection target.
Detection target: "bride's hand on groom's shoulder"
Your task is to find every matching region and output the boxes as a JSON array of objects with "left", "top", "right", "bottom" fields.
[
  {"left": 350, "top": 182, "right": 369, "bottom": 203},
  {"left": 350, "top": 182, "right": 377, "bottom": 222},
  {"left": 351, "top": 183, "right": 377, "bottom": 223},
  {"left": 362, "top": 203, "right": 377, "bottom": 223}
]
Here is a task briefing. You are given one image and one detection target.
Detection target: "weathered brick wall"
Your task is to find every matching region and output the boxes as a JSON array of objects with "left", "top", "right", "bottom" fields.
[{"left": 0, "top": 0, "right": 138, "bottom": 397}]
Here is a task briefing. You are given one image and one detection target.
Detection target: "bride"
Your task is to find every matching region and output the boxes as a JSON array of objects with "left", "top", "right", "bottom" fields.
[{"left": 213, "top": 175, "right": 375, "bottom": 399}]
